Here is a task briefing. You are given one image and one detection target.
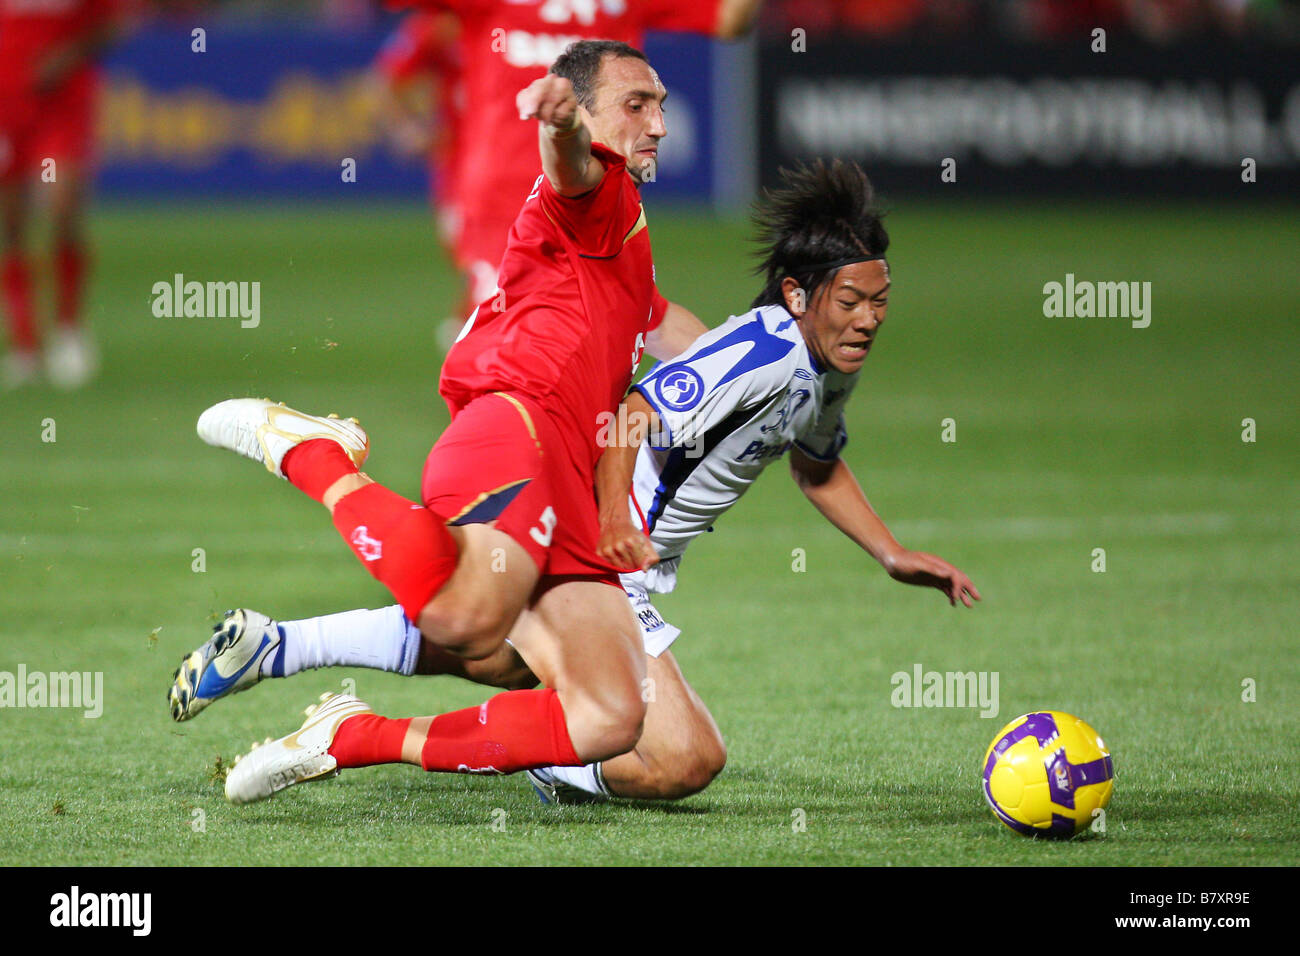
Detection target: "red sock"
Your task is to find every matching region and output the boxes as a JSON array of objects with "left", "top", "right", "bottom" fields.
[
  {"left": 54, "top": 242, "right": 86, "bottom": 327},
  {"left": 330, "top": 482, "right": 459, "bottom": 621},
  {"left": 419, "top": 689, "right": 581, "bottom": 774},
  {"left": 2, "top": 254, "right": 37, "bottom": 350},
  {"left": 282, "top": 438, "right": 359, "bottom": 503},
  {"left": 328, "top": 713, "right": 411, "bottom": 769}
]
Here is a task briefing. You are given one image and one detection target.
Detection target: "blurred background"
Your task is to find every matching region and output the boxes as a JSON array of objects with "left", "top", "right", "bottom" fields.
[{"left": 94, "top": 0, "right": 1300, "bottom": 204}]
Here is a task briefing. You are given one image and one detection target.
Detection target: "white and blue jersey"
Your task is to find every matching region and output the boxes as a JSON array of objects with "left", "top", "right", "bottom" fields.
[{"left": 626, "top": 303, "right": 859, "bottom": 600}]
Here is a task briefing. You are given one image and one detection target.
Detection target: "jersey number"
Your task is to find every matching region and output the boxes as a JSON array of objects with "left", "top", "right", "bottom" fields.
[{"left": 529, "top": 506, "right": 558, "bottom": 548}]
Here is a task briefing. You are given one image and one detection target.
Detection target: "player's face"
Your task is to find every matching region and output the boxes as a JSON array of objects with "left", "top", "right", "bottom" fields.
[
  {"left": 580, "top": 56, "right": 668, "bottom": 184},
  {"left": 786, "top": 260, "right": 891, "bottom": 374}
]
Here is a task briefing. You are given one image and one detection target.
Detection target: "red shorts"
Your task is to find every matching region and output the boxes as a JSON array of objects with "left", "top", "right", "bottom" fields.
[
  {"left": 0, "top": 85, "right": 97, "bottom": 184},
  {"left": 421, "top": 391, "right": 620, "bottom": 586}
]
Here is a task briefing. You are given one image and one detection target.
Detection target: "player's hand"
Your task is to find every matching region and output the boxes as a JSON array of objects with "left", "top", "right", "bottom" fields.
[
  {"left": 598, "top": 516, "right": 659, "bottom": 572},
  {"left": 517, "top": 75, "right": 581, "bottom": 132},
  {"left": 885, "top": 549, "right": 981, "bottom": 608}
]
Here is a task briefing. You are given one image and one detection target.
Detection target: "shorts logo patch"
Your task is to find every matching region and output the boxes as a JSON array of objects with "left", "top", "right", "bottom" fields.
[
  {"left": 654, "top": 367, "right": 704, "bottom": 412},
  {"left": 637, "top": 606, "right": 665, "bottom": 632}
]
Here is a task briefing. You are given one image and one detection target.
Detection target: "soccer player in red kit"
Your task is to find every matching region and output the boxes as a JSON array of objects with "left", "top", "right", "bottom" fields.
[
  {"left": 373, "top": 10, "right": 464, "bottom": 257},
  {"left": 194, "top": 41, "right": 710, "bottom": 803},
  {"left": 0, "top": 0, "right": 123, "bottom": 388},
  {"left": 390, "top": 0, "right": 762, "bottom": 326}
]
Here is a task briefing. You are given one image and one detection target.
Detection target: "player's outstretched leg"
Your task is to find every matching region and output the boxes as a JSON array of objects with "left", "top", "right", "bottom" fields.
[
  {"left": 197, "top": 397, "right": 472, "bottom": 646},
  {"left": 168, "top": 609, "right": 282, "bottom": 722},
  {"left": 197, "top": 398, "right": 369, "bottom": 481},
  {"left": 168, "top": 605, "right": 465, "bottom": 722},
  {"left": 224, "top": 685, "right": 586, "bottom": 805},
  {"left": 224, "top": 693, "right": 376, "bottom": 804}
]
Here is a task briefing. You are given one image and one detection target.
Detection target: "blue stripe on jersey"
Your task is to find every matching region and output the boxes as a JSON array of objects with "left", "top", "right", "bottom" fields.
[
  {"left": 645, "top": 405, "right": 764, "bottom": 532},
  {"left": 641, "top": 317, "right": 795, "bottom": 395}
]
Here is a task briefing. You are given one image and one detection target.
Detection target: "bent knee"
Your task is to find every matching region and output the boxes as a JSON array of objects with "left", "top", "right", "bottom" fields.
[
  {"left": 416, "top": 600, "right": 513, "bottom": 660},
  {"left": 567, "top": 694, "right": 647, "bottom": 762},
  {"left": 661, "top": 737, "right": 727, "bottom": 799}
]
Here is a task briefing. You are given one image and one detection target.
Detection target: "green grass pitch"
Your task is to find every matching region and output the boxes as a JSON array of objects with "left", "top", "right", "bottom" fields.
[{"left": 1, "top": 197, "right": 1296, "bottom": 866}]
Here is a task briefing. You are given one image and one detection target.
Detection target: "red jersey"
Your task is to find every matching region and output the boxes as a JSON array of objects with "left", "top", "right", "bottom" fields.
[
  {"left": 393, "top": 0, "right": 722, "bottom": 269},
  {"left": 0, "top": 0, "right": 118, "bottom": 99},
  {"left": 440, "top": 142, "right": 667, "bottom": 470}
]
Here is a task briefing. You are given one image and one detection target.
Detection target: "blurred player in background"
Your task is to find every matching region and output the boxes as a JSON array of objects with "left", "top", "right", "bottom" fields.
[
  {"left": 383, "top": 0, "right": 763, "bottom": 346},
  {"left": 373, "top": 9, "right": 465, "bottom": 285},
  {"left": 0, "top": 0, "right": 125, "bottom": 388}
]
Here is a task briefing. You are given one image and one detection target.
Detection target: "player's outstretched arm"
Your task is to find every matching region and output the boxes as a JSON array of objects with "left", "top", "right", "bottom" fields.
[
  {"left": 790, "top": 448, "right": 981, "bottom": 608},
  {"left": 595, "top": 391, "right": 660, "bottom": 571},
  {"left": 517, "top": 75, "right": 604, "bottom": 197},
  {"left": 647, "top": 301, "right": 708, "bottom": 361}
]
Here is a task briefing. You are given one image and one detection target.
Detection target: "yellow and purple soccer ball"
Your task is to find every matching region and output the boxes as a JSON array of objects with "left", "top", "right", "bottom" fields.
[{"left": 982, "top": 711, "right": 1114, "bottom": 838}]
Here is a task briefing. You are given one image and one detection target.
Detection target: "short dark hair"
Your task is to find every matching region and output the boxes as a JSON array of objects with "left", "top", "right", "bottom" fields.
[
  {"left": 750, "top": 159, "right": 889, "bottom": 310},
  {"left": 550, "top": 40, "right": 649, "bottom": 110}
]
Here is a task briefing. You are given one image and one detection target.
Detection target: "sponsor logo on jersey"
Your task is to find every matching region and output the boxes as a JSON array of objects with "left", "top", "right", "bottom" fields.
[
  {"left": 501, "top": 30, "right": 585, "bottom": 69},
  {"left": 737, "top": 439, "right": 792, "bottom": 462},
  {"left": 654, "top": 366, "right": 705, "bottom": 412}
]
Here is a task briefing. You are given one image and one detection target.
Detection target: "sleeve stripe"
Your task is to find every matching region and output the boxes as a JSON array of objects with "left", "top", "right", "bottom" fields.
[{"left": 793, "top": 435, "right": 846, "bottom": 462}]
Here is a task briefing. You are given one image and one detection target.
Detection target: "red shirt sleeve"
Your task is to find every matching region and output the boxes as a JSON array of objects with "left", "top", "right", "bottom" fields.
[
  {"left": 635, "top": 0, "right": 722, "bottom": 34},
  {"left": 538, "top": 142, "right": 639, "bottom": 258},
  {"left": 648, "top": 287, "right": 668, "bottom": 331}
]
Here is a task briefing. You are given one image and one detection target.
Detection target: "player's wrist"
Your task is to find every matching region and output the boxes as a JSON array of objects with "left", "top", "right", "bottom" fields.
[{"left": 544, "top": 108, "right": 583, "bottom": 138}]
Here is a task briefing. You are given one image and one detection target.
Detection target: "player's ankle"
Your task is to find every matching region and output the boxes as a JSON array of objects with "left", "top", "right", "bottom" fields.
[{"left": 283, "top": 439, "right": 363, "bottom": 504}]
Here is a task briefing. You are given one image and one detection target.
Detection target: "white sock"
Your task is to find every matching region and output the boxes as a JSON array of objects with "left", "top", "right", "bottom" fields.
[
  {"left": 543, "top": 762, "right": 611, "bottom": 797},
  {"left": 261, "top": 605, "right": 420, "bottom": 677}
]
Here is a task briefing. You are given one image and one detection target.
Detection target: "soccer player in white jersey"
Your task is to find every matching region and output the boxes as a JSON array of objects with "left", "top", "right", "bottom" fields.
[{"left": 169, "top": 160, "right": 979, "bottom": 804}]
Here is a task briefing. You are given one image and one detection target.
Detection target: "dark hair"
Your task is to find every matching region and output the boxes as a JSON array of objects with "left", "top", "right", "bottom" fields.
[
  {"left": 550, "top": 40, "right": 649, "bottom": 110},
  {"left": 750, "top": 159, "right": 889, "bottom": 310}
]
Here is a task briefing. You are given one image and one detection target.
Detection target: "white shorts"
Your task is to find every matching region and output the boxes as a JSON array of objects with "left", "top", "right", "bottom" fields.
[{"left": 620, "top": 571, "right": 681, "bottom": 658}]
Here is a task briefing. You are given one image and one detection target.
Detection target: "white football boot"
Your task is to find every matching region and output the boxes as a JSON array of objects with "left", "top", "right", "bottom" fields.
[
  {"left": 169, "top": 609, "right": 280, "bottom": 722},
  {"left": 196, "top": 398, "right": 369, "bottom": 478},
  {"left": 224, "top": 693, "right": 374, "bottom": 805},
  {"left": 46, "top": 327, "right": 98, "bottom": 389}
]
